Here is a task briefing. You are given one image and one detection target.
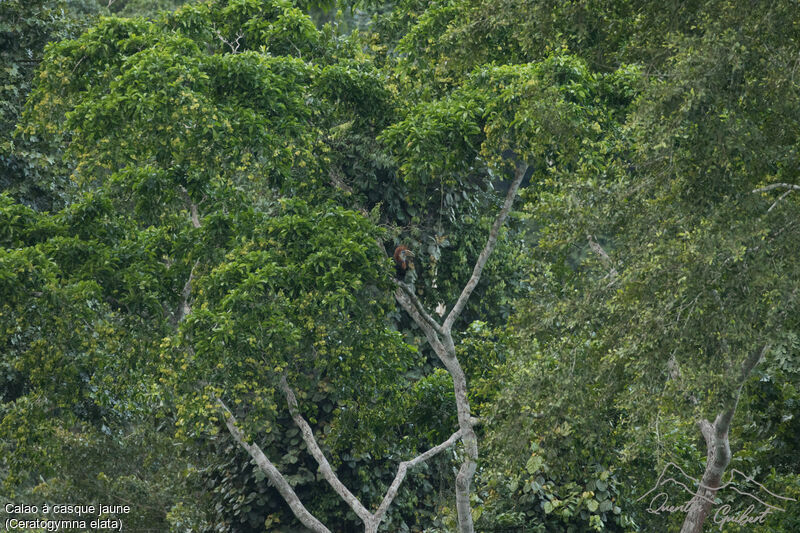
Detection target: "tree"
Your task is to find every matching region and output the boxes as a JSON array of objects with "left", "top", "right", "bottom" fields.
[
  {"left": 387, "top": 1, "right": 800, "bottom": 531},
  {"left": 487, "top": 2, "right": 800, "bottom": 532},
  {"left": 8, "top": 1, "right": 799, "bottom": 531},
  {"left": 0, "top": 0, "right": 191, "bottom": 211},
  {"left": 381, "top": 48, "right": 645, "bottom": 530},
  {"left": 0, "top": 0, "right": 86, "bottom": 209},
  {"left": 13, "top": 1, "right": 533, "bottom": 530},
  {"left": 0, "top": 193, "right": 202, "bottom": 530},
  {"left": 14, "top": 0, "right": 617, "bottom": 528}
]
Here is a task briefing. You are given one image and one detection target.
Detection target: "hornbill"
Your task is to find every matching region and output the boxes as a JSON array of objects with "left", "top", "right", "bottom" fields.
[{"left": 393, "top": 245, "right": 414, "bottom": 280}]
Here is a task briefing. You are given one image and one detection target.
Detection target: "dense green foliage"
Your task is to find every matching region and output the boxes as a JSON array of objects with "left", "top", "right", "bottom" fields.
[{"left": 2, "top": 0, "right": 798, "bottom": 532}]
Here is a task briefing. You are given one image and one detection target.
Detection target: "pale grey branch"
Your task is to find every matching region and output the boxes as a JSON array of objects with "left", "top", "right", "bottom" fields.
[
  {"left": 443, "top": 162, "right": 528, "bottom": 333},
  {"left": 769, "top": 189, "right": 794, "bottom": 212},
  {"left": 680, "top": 344, "right": 769, "bottom": 533},
  {"left": 176, "top": 260, "right": 199, "bottom": 322},
  {"left": 374, "top": 428, "right": 464, "bottom": 523},
  {"left": 394, "top": 286, "right": 448, "bottom": 355},
  {"left": 215, "top": 29, "right": 244, "bottom": 54},
  {"left": 587, "top": 234, "right": 618, "bottom": 277},
  {"left": 395, "top": 281, "right": 444, "bottom": 335},
  {"left": 753, "top": 182, "right": 800, "bottom": 211},
  {"left": 752, "top": 182, "right": 800, "bottom": 193},
  {"left": 178, "top": 186, "right": 201, "bottom": 229},
  {"left": 217, "top": 399, "right": 331, "bottom": 533},
  {"left": 392, "top": 162, "right": 528, "bottom": 533},
  {"left": 279, "top": 376, "right": 372, "bottom": 524}
]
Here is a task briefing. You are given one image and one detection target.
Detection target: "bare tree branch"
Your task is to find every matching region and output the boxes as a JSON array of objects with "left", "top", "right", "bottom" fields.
[
  {"left": 176, "top": 260, "right": 199, "bottom": 322},
  {"left": 395, "top": 281, "right": 444, "bottom": 335},
  {"left": 217, "top": 399, "right": 332, "bottom": 533},
  {"left": 373, "top": 428, "right": 464, "bottom": 523},
  {"left": 753, "top": 183, "right": 800, "bottom": 212},
  {"left": 278, "top": 376, "right": 372, "bottom": 524},
  {"left": 394, "top": 286, "right": 448, "bottom": 355},
  {"left": 715, "top": 344, "right": 768, "bottom": 431},
  {"left": 752, "top": 182, "right": 800, "bottom": 193},
  {"left": 278, "top": 375, "right": 468, "bottom": 532},
  {"left": 171, "top": 187, "right": 201, "bottom": 322},
  {"left": 443, "top": 162, "right": 528, "bottom": 333},
  {"left": 71, "top": 55, "right": 87, "bottom": 74},
  {"left": 739, "top": 344, "right": 768, "bottom": 382},
  {"left": 397, "top": 271, "right": 477, "bottom": 533},
  {"left": 680, "top": 344, "right": 769, "bottom": 533},
  {"left": 214, "top": 28, "right": 244, "bottom": 54},
  {"left": 768, "top": 188, "right": 794, "bottom": 212},
  {"left": 392, "top": 162, "right": 529, "bottom": 533}
]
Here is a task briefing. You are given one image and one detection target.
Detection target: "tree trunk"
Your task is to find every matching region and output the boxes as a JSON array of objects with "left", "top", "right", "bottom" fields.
[
  {"left": 441, "top": 339, "right": 478, "bottom": 533},
  {"left": 680, "top": 418, "right": 730, "bottom": 533},
  {"left": 680, "top": 344, "right": 767, "bottom": 533},
  {"left": 393, "top": 161, "right": 529, "bottom": 533}
]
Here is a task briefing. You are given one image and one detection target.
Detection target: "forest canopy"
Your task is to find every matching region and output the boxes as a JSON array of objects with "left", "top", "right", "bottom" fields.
[{"left": 2, "top": 1, "right": 799, "bottom": 532}]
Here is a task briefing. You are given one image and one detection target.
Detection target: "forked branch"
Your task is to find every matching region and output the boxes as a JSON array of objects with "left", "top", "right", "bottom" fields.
[
  {"left": 279, "top": 376, "right": 372, "bottom": 524},
  {"left": 374, "top": 427, "right": 464, "bottom": 522},
  {"left": 680, "top": 344, "right": 769, "bottom": 533},
  {"left": 393, "top": 161, "right": 528, "bottom": 533},
  {"left": 395, "top": 281, "right": 444, "bottom": 335},
  {"left": 218, "top": 399, "right": 332, "bottom": 533},
  {"left": 233, "top": 376, "right": 467, "bottom": 532},
  {"left": 394, "top": 286, "right": 448, "bottom": 355},
  {"left": 752, "top": 183, "right": 800, "bottom": 212}
]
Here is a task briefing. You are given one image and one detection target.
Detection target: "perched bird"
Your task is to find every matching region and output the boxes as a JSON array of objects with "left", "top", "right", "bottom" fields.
[{"left": 393, "top": 245, "right": 414, "bottom": 280}]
